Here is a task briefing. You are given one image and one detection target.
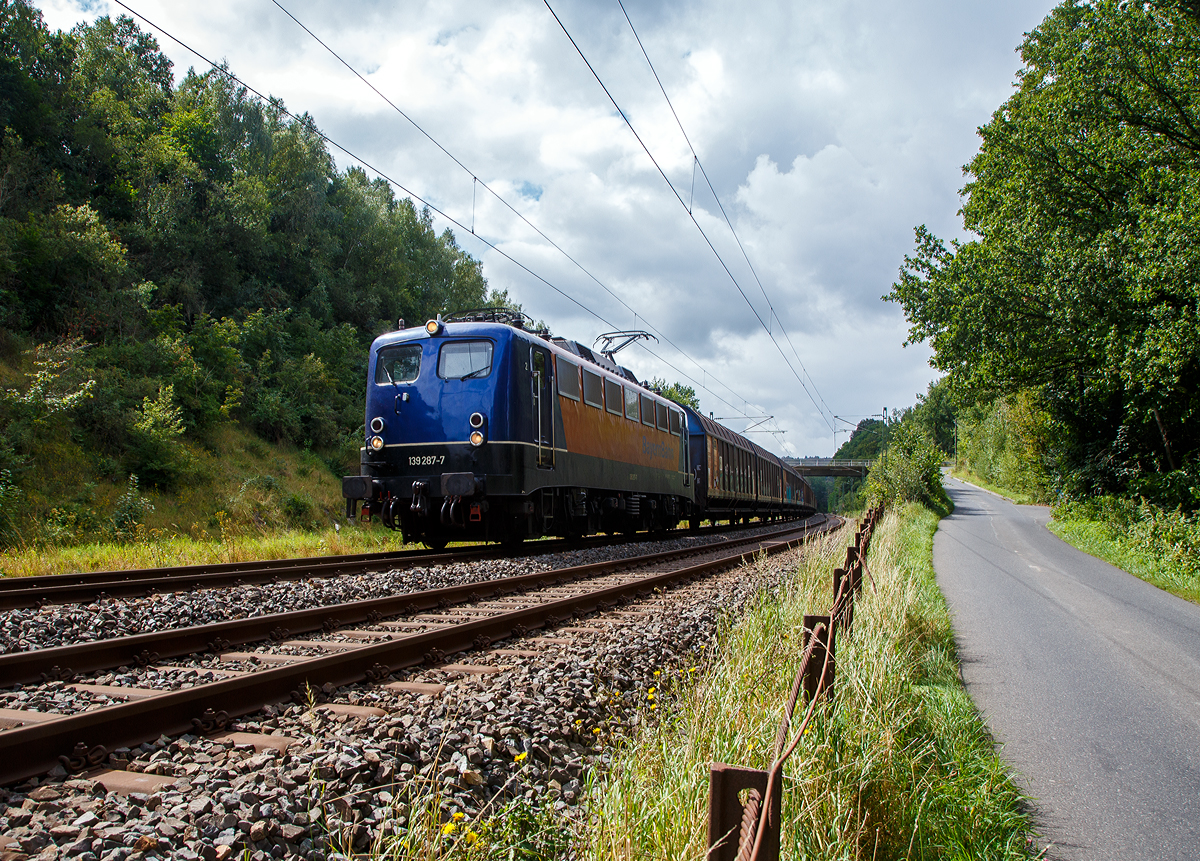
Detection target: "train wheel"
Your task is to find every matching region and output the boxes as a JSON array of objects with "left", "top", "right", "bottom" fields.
[{"left": 423, "top": 537, "right": 448, "bottom": 551}]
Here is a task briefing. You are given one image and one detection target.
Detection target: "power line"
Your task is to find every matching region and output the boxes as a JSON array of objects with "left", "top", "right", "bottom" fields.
[
  {"left": 263, "top": 0, "right": 782, "bottom": 429},
  {"left": 617, "top": 0, "right": 836, "bottom": 428},
  {"left": 544, "top": 0, "right": 835, "bottom": 433},
  {"left": 106, "top": 0, "right": 776, "bottom": 428}
]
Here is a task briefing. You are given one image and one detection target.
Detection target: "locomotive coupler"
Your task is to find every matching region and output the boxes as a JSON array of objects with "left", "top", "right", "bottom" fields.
[
  {"left": 441, "top": 495, "right": 467, "bottom": 528},
  {"left": 411, "top": 481, "right": 430, "bottom": 516}
]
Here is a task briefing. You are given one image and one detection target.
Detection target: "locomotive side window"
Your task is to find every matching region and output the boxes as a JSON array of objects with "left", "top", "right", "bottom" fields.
[
  {"left": 604, "top": 378, "right": 623, "bottom": 415},
  {"left": 375, "top": 344, "right": 422, "bottom": 384},
  {"left": 656, "top": 401, "right": 668, "bottom": 431},
  {"left": 582, "top": 368, "right": 603, "bottom": 408},
  {"left": 438, "top": 340, "right": 493, "bottom": 380},
  {"left": 669, "top": 409, "right": 682, "bottom": 436},
  {"left": 640, "top": 395, "right": 655, "bottom": 426},
  {"left": 557, "top": 356, "right": 581, "bottom": 400},
  {"left": 625, "top": 387, "right": 639, "bottom": 420}
]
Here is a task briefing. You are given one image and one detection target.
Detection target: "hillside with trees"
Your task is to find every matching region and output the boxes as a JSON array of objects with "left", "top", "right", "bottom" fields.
[{"left": 0, "top": 2, "right": 507, "bottom": 547}]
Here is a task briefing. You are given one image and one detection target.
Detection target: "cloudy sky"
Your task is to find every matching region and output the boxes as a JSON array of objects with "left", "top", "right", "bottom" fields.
[{"left": 38, "top": 0, "right": 1058, "bottom": 456}]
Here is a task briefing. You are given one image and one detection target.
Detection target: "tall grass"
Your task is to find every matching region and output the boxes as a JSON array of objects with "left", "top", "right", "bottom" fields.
[
  {"left": 0, "top": 524, "right": 417, "bottom": 578},
  {"left": 584, "top": 504, "right": 1036, "bottom": 860},
  {"left": 1050, "top": 496, "right": 1200, "bottom": 604}
]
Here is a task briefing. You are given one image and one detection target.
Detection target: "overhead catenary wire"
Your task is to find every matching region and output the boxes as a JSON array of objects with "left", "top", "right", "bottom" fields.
[
  {"left": 106, "top": 0, "right": 773, "bottom": 427},
  {"left": 267, "top": 0, "right": 776, "bottom": 431},
  {"left": 544, "top": 0, "right": 836, "bottom": 433},
  {"left": 617, "top": 0, "right": 836, "bottom": 429}
]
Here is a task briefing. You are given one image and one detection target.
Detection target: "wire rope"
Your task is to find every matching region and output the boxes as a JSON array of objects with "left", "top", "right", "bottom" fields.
[
  {"left": 268, "top": 0, "right": 776, "bottom": 428},
  {"left": 617, "top": 0, "right": 836, "bottom": 428}
]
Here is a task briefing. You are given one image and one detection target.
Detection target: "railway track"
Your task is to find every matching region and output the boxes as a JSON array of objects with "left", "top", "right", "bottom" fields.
[
  {"left": 0, "top": 515, "right": 840, "bottom": 786},
  {"left": 0, "top": 520, "right": 784, "bottom": 611}
]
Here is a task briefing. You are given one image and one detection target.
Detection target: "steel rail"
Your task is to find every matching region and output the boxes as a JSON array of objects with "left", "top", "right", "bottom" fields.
[
  {"left": 0, "top": 517, "right": 836, "bottom": 687},
  {"left": 0, "top": 518, "right": 799, "bottom": 610},
  {"left": 0, "top": 516, "right": 842, "bottom": 785}
]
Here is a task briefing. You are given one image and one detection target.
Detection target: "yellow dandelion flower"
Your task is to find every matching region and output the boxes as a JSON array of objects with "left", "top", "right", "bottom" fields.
[
  {"left": 514, "top": 751, "right": 528, "bottom": 762},
  {"left": 647, "top": 692, "right": 655, "bottom": 700},
  {"left": 593, "top": 727, "right": 602, "bottom": 735},
  {"left": 452, "top": 812, "right": 465, "bottom": 821},
  {"left": 689, "top": 666, "right": 697, "bottom": 673},
  {"left": 649, "top": 703, "right": 657, "bottom": 710},
  {"left": 653, "top": 670, "right": 661, "bottom": 677},
  {"left": 466, "top": 831, "right": 478, "bottom": 844},
  {"left": 442, "top": 822, "right": 456, "bottom": 835},
  {"left": 648, "top": 686, "right": 656, "bottom": 695},
  {"left": 574, "top": 719, "right": 583, "bottom": 725}
]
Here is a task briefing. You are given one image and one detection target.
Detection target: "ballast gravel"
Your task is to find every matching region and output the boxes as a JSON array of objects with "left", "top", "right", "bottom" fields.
[
  {"left": 0, "top": 525, "right": 789, "bottom": 655},
  {"left": 0, "top": 544, "right": 813, "bottom": 861}
]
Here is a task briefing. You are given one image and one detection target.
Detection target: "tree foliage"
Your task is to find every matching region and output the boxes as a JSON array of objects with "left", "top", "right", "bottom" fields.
[
  {"left": 0, "top": 2, "right": 505, "bottom": 508},
  {"left": 648, "top": 377, "right": 700, "bottom": 410},
  {"left": 889, "top": 0, "right": 1200, "bottom": 506},
  {"left": 866, "top": 422, "right": 948, "bottom": 514}
]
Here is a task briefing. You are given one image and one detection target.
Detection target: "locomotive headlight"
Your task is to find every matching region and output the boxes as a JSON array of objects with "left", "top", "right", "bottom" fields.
[
  {"left": 469, "top": 412, "right": 485, "bottom": 429},
  {"left": 425, "top": 318, "right": 443, "bottom": 336},
  {"left": 470, "top": 430, "right": 485, "bottom": 447},
  {"left": 369, "top": 435, "right": 384, "bottom": 451},
  {"left": 369, "top": 416, "right": 385, "bottom": 433}
]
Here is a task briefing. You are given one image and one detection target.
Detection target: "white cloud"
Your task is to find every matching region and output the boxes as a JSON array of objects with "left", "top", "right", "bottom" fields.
[{"left": 33, "top": 0, "right": 1057, "bottom": 455}]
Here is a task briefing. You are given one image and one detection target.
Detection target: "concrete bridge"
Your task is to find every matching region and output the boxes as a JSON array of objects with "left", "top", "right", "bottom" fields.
[{"left": 787, "top": 459, "right": 872, "bottom": 478}]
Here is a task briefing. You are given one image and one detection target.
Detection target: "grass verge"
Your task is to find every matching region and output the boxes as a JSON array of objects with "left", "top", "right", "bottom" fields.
[
  {"left": 1047, "top": 517, "right": 1200, "bottom": 605},
  {"left": 583, "top": 503, "right": 1037, "bottom": 860},
  {"left": 0, "top": 524, "right": 421, "bottom": 578}
]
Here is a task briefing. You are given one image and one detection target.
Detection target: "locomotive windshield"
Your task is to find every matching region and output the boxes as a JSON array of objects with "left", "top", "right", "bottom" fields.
[
  {"left": 375, "top": 344, "right": 422, "bottom": 384},
  {"left": 438, "top": 340, "right": 493, "bottom": 380}
]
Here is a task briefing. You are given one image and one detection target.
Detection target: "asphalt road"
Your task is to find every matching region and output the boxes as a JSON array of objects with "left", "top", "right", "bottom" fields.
[{"left": 935, "top": 477, "right": 1200, "bottom": 860}]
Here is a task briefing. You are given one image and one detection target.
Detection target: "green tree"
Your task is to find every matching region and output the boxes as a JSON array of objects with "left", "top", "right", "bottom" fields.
[
  {"left": 648, "top": 378, "right": 700, "bottom": 410},
  {"left": 866, "top": 422, "right": 948, "bottom": 513},
  {"left": 889, "top": 0, "right": 1200, "bottom": 505}
]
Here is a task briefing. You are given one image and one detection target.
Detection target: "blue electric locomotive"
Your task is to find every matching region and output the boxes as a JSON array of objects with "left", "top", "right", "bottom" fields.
[{"left": 342, "top": 311, "right": 816, "bottom": 546}]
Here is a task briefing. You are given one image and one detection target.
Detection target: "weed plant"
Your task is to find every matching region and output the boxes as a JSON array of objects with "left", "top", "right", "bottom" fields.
[{"left": 584, "top": 505, "right": 1036, "bottom": 860}]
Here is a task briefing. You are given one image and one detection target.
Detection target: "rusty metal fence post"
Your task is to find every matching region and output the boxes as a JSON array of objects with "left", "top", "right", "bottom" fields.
[
  {"left": 706, "top": 505, "right": 884, "bottom": 861},
  {"left": 707, "top": 764, "right": 780, "bottom": 861},
  {"left": 801, "top": 615, "right": 834, "bottom": 701}
]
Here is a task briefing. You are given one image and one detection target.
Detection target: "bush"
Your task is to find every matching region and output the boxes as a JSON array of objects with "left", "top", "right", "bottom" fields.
[
  {"left": 128, "top": 383, "right": 191, "bottom": 487},
  {"left": 0, "top": 469, "right": 21, "bottom": 548},
  {"left": 111, "top": 474, "right": 154, "bottom": 541},
  {"left": 867, "top": 423, "right": 949, "bottom": 513},
  {"left": 1054, "top": 495, "right": 1200, "bottom": 584},
  {"left": 281, "top": 492, "right": 314, "bottom": 527}
]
